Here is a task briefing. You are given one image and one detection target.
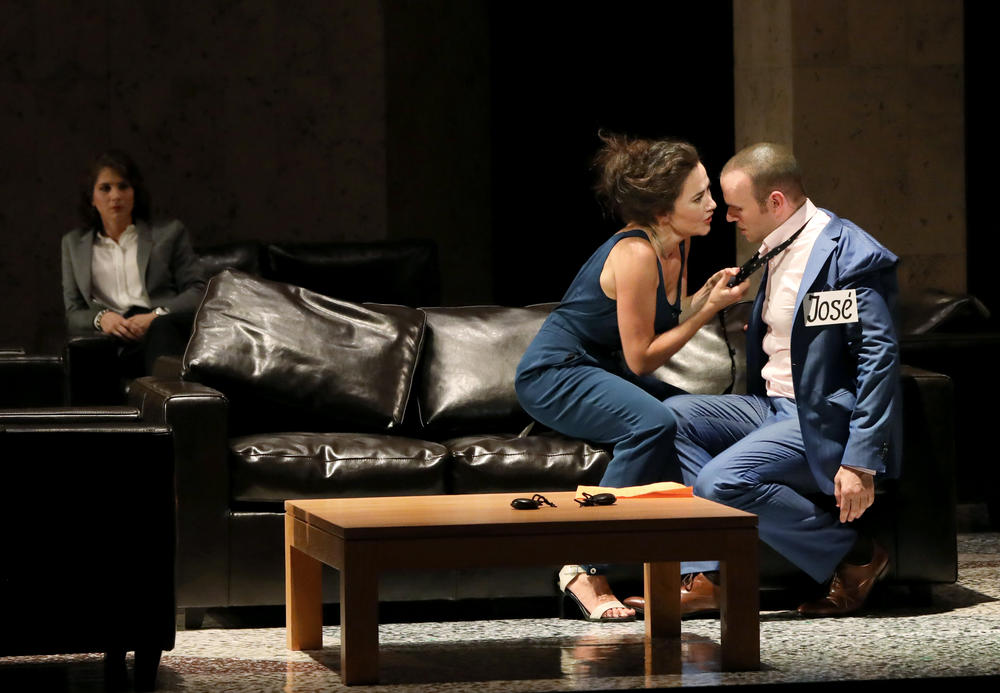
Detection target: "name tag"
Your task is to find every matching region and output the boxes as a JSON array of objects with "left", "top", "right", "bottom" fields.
[{"left": 804, "top": 289, "right": 858, "bottom": 326}]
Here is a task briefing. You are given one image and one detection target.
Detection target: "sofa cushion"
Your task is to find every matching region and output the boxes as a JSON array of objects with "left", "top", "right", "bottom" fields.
[
  {"left": 446, "top": 432, "right": 609, "bottom": 494},
  {"left": 263, "top": 239, "right": 441, "bottom": 306},
  {"left": 653, "top": 300, "right": 751, "bottom": 396},
  {"left": 416, "top": 304, "right": 556, "bottom": 435},
  {"left": 230, "top": 432, "right": 449, "bottom": 506},
  {"left": 184, "top": 270, "right": 425, "bottom": 433}
]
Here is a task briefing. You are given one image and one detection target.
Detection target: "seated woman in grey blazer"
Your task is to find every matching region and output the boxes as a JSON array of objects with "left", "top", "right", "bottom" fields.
[{"left": 61, "top": 150, "right": 205, "bottom": 376}]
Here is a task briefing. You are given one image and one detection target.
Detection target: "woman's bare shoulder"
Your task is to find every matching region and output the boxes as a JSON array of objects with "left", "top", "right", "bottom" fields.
[{"left": 609, "top": 232, "right": 655, "bottom": 260}]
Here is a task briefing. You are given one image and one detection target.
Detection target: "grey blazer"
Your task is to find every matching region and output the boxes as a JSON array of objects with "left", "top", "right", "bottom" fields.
[{"left": 61, "top": 218, "right": 206, "bottom": 336}]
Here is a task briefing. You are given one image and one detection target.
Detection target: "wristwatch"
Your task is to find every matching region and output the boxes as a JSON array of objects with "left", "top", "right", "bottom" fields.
[
  {"left": 153, "top": 307, "right": 169, "bottom": 316},
  {"left": 94, "top": 309, "right": 109, "bottom": 331}
]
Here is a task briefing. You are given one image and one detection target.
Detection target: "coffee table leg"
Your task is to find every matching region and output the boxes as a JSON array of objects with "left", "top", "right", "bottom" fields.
[
  {"left": 719, "top": 531, "right": 760, "bottom": 671},
  {"left": 285, "top": 514, "right": 323, "bottom": 651},
  {"left": 340, "top": 544, "right": 379, "bottom": 685},
  {"left": 644, "top": 561, "right": 680, "bottom": 638}
]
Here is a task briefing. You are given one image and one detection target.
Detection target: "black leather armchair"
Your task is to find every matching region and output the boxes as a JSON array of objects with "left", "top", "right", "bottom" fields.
[
  {"left": 897, "top": 288, "right": 999, "bottom": 526},
  {"left": 0, "top": 407, "right": 176, "bottom": 691}
]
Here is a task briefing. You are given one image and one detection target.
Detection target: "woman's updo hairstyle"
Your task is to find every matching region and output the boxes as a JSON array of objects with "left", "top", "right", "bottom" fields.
[{"left": 593, "top": 132, "right": 700, "bottom": 228}]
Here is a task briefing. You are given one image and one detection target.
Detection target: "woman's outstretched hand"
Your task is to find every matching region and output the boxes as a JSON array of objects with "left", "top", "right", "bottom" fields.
[{"left": 691, "top": 268, "right": 749, "bottom": 315}]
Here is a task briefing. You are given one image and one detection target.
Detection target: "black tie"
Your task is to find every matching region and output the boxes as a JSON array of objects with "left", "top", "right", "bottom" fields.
[{"left": 727, "top": 219, "right": 810, "bottom": 287}]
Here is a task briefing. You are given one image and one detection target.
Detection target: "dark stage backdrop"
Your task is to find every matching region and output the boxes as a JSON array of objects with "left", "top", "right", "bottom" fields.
[
  {"left": 0, "top": 1, "right": 734, "bottom": 354},
  {"left": 964, "top": 1, "right": 996, "bottom": 326},
  {"left": 489, "top": 2, "right": 736, "bottom": 306}
]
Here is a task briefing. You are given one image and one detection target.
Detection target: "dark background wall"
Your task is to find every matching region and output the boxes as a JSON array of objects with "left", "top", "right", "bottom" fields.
[
  {"left": 2, "top": 0, "right": 391, "bottom": 352},
  {"left": 488, "top": 2, "right": 734, "bottom": 307},
  {"left": 964, "top": 1, "right": 995, "bottom": 326}
]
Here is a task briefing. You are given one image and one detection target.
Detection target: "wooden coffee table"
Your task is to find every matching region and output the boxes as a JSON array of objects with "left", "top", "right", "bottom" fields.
[{"left": 285, "top": 491, "right": 758, "bottom": 684}]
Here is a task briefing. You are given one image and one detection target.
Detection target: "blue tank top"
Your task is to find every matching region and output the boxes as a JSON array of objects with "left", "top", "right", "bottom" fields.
[{"left": 519, "top": 229, "right": 683, "bottom": 373}]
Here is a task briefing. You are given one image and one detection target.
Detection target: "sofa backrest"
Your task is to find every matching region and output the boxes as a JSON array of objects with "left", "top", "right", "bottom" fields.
[
  {"left": 415, "top": 304, "right": 556, "bottom": 436},
  {"left": 183, "top": 270, "right": 426, "bottom": 434},
  {"left": 263, "top": 239, "right": 440, "bottom": 307},
  {"left": 196, "top": 241, "right": 262, "bottom": 280},
  {"left": 195, "top": 239, "right": 441, "bottom": 307}
]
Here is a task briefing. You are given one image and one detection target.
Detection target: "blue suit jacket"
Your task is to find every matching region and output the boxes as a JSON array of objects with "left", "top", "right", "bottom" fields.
[{"left": 745, "top": 210, "right": 902, "bottom": 495}]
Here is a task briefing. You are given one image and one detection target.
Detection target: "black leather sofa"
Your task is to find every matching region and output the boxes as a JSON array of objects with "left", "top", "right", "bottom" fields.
[
  {"left": 64, "top": 238, "right": 441, "bottom": 406},
  {"left": 126, "top": 270, "right": 957, "bottom": 622}
]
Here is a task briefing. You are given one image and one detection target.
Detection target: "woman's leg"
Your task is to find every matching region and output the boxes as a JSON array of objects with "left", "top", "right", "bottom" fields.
[
  {"left": 517, "top": 361, "right": 682, "bottom": 488},
  {"left": 516, "top": 362, "right": 680, "bottom": 619}
]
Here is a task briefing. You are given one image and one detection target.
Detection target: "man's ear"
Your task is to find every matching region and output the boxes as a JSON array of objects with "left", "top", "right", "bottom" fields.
[{"left": 768, "top": 190, "right": 788, "bottom": 216}]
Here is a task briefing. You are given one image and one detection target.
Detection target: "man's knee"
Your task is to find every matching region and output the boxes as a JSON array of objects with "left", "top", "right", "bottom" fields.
[{"left": 693, "top": 470, "right": 753, "bottom": 506}]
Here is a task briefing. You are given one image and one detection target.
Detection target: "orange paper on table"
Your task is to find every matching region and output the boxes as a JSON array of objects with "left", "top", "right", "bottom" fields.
[{"left": 576, "top": 481, "right": 693, "bottom": 499}]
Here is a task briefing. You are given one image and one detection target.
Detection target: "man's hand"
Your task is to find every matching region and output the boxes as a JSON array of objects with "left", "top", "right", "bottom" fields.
[{"left": 834, "top": 466, "right": 875, "bottom": 523}]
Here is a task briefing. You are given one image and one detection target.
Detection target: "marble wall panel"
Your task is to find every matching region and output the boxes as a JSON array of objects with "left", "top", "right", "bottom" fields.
[
  {"left": 897, "top": 252, "right": 965, "bottom": 297},
  {"left": 791, "top": 0, "right": 849, "bottom": 67},
  {"left": 734, "top": 0, "right": 965, "bottom": 299},
  {"left": 906, "top": 0, "right": 963, "bottom": 66},
  {"left": 846, "top": 0, "right": 907, "bottom": 66},
  {"left": 733, "top": 0, "right": 792, "bottom": 68},
  {"left": 792, "top": 66, "right": 909, "bottom": 252}
]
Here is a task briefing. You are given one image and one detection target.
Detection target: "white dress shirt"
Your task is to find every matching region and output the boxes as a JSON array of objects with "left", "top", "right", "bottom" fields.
[
  {"left": 758, "top": 201, "right": 874, "bottom": 477},
  {"left": 90, "top": 225, "right": 152, "bottom": 314},
  {"left": 759, "top": 199, "right": 828, "bottom": 399}
]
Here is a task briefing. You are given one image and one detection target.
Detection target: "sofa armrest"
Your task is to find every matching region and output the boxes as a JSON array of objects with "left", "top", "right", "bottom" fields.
[
  {"left": 0, "top": 406, "right": 140, "bottom": 424},
  {"left": 0, "top": 352, "right": 66, "bottom": 407},
  {"left": 892, "top": 365, "right": 957, "bottom": 583},
  {"left": 128, "top": 376, "right": 232, "bottom": 608}
]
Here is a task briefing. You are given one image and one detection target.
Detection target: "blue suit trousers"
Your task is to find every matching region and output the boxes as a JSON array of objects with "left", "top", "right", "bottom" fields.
[{"left": 665, "top": 394, "right": 857, "bottom": 583}]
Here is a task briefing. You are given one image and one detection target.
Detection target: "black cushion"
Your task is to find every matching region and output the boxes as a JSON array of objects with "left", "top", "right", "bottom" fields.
[
  {"left": 263, "top": 239, "right": 441, "bottom": 306},
  {"left": 446, "top": 432, "right": 610, "bottom": 494},
  {"left": 416, "top": 305, "right": 555, "bottom": 435},
  {"left": 897, "top": 288, "right": 991, "bottom": 335},
  {"left": 230, "top": 432, "right": 448, "bottom": 506},
  {"left": 184, "top": 270, "right": 425, "bottom": 433}
]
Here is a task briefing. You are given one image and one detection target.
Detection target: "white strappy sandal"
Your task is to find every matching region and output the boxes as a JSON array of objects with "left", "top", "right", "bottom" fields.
[{"left": 558, "top": 565, "right": 635, "bottom": 622}]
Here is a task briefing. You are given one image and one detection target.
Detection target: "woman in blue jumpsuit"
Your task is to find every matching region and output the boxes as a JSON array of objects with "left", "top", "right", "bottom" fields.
[{"left": 515, "top": 134, "right": 748, "bottom": 621}]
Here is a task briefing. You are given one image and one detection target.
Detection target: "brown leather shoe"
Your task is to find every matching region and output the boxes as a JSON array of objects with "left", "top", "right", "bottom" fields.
[
  {"left": 622, "top": 572, "right": 720, "bottom": 617},
  {"left": 622, "top": 595, "right": 645, "bottom": 613},
  {"left": 680, "top": 572, "right": 720, "bottom": 615},
  {"left": 797, "top": 541, "right": 889, "bottom": 617}
]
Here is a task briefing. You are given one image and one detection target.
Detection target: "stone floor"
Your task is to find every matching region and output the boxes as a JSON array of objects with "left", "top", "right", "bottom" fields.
[{"left": 2, "top": 506, "right": 998, "bottom": 692}]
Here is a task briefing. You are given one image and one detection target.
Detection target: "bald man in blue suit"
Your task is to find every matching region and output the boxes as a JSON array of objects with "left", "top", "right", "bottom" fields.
[{"left": 627, "top": 143, "right": 901, "bottom": 618}]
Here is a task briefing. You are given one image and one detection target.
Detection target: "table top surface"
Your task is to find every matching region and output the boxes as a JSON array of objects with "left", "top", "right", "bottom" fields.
[{"left": 286, "top": 491, "right": 756, "bottom": 540}]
